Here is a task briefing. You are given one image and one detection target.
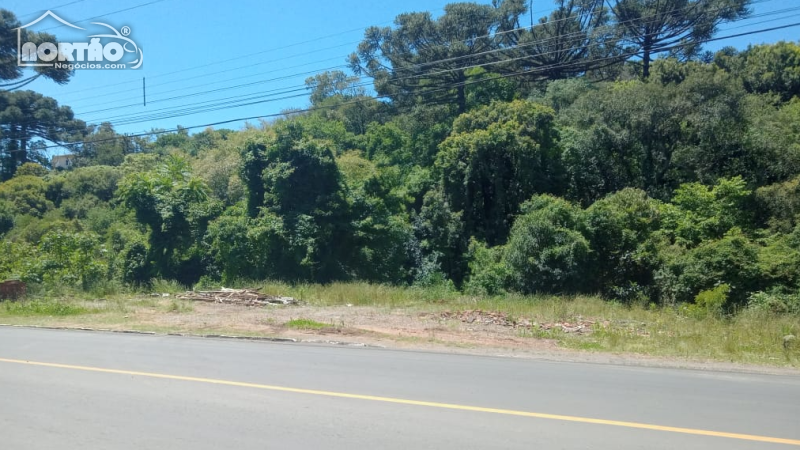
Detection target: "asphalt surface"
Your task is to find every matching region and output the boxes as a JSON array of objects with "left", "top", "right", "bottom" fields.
[{"left": 1, "top": 327, "right": 799, "bottom": 449}]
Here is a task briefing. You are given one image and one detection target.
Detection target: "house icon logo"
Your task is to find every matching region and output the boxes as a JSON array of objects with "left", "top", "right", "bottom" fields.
[{"left": 16, "top": 10, "right": 143, "bottom": 70}]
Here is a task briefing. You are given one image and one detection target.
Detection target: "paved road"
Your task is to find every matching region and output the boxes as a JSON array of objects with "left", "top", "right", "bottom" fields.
[{"left": 1, "top": 327, "right": 799, "bottom": 449}]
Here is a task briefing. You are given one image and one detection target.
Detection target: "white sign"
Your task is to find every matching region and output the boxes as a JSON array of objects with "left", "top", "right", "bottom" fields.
[{"left": 16, "top": 11, "right": 143, "bottom": 70}]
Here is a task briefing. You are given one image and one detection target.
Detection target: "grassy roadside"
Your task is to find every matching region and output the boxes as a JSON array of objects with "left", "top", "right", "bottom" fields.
[{"left": 1, "top": 281, "right": 799, "bottom": 367}]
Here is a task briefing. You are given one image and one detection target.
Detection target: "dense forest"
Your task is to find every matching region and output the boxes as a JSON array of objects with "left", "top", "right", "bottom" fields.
[{"left": 2, "top": 0, "right": 800, "bottom": 315}]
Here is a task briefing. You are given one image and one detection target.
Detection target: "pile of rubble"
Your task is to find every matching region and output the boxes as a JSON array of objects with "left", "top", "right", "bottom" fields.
[
  {"left": 177, "top": 288, "right": 298, "bottom": 307},
  {"left": 427, "top": 309, "right": 595, "bottom": 334},
  {"left": 436, "top": 309, "right": 523, "bottom": 327}
]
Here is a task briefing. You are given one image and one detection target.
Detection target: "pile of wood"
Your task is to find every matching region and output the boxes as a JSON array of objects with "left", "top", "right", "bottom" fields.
[{"left": 177, "top": 288, "right": 298, "bottom": 306}]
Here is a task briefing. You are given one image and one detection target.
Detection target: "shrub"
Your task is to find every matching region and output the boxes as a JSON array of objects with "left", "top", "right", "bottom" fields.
[
  {"left": 504, "top": 195, "right": 590, "bottom": 294},
  {"left": 583, "top": 188, "right": 663, "bottom": 302},
  {"left": 686, "top": 284, "right": 730, "bottom": 318},
  {"left": 656, "top": 229, "right": 760, "bottom": 307},
  {"left": 464, "top": 239, "right": 510, "bottom": 296},
  {"left": 748, "top": 290, "right": 800, "bottom": 315}
]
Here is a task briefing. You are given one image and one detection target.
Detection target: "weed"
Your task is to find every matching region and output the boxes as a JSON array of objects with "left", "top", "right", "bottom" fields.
[
  {"left": 285, "top": 318, "right": 328, "bottom": 330},
  {"left": 2, "top": 299, "right": 91, "bottom": 316}
]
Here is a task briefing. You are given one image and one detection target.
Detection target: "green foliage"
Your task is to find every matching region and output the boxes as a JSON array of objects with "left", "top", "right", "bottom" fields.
[
  {"left": 686, "top": 284, "right": 730, "bottom": 318},
  {"left": 464, "top": 239, "right": 510, "bottom": 296},
  {"left": 413, "top": 188, "right": 466, "bottom": 284},
  {"left": 611, "top": 0, "right": 750, "bottom": 78},
  {"left": 0, "top": 175, "right": 53, "bottom": 217},
  {"left": 5, "top": 30, "right": 800, "bottom": 321},
  {"left": 0, "top": 199, "right": 14, "bottom": 235},
  {"left": 59, "top": 165, "right": 123, "bottom": 202},
  {"left": 77, "top": 122, "right": 145, "bottom": 166},
  {"left": 740, "top": 41, "right": 800, "bottom": 101},
  {"left": 437, "top": 100, "right": 561, "bottom": 244},
  {"left": 117, "top": 156, "right": 212, "bottom": 285},
  {"left": 122, "top": 241, "right": 150, "bottom": 286},
  {"left": 748, "top": 290, "right": 800, "bottom": 316},
  {"left": 305, "top": 70, "right": 364, "bottom": 107},
  {"left": 584, "top": 188, "right": 663, "bottom": 302},
  {"left": 0, "top": 90, "right": 86, "bottom": 179},
  {"left": 464, "top": 67, "right": 516, "bottom": 109},
  {"left": 657, "top": 229, "right": 760, "bottom": 307},
  {"left": 3, "top": 299, "right": 88, "bottom": 317},
  {"left": 663, "top": 176, "right": 752, "bottom": 245},
  {"left": 285, "top": 318, "right": 328, "bottom": 329},
  {"left": 37, "top": 231, "right": 107, "bottom": 290},
  {"left": 756, "top": 227, "right": 800, "bottom": 289},
  {"left": 205, "top": 204, "right": 285, "bottom": 283},
  {"left": 349, "top": 1, "right": 526, "bottom": 111},
  {"left": 504, "top": 195, "right": 590, "bottom": 294},
  {"left": 15, "top": 162, "right": 47, "bottom": 177},
  {"left": 0, "top": 9, "right": 74, "bottom": 85}
]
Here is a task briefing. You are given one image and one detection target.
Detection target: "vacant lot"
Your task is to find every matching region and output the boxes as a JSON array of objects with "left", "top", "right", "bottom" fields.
[{"left": 2, "top": 282, "right": 799, "bottom": 370}]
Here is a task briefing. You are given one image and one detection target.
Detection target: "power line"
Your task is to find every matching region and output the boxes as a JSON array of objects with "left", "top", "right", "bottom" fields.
[
  {"left": 5, "top": 1, "right": 789, "bottom": 133},
  {"left": 65, "top": 56, "right": 350, "bottom": 110},
  {"left": 48, "top": 4, "right": 559, "bottom": 101},
  {"left": 67, "top": 0, "right": 758, "bottom": 122},
  {"left": 37, "top": 0, "right": 169, "bottom": 31},
  {"left": 6, "top": 4, "right": 789, "bottom": 134},
  {"left": 16, "top": 0, "right": 87, "bottom": 20},
  {"left": 71, "top": 0, "right": 777, "bottom": 117},
  {"left": 77, "top": 2, "right": 792, "bottom": 126},
  {"left": 18, "top": 18, "right": 799, "bottom": 154}
]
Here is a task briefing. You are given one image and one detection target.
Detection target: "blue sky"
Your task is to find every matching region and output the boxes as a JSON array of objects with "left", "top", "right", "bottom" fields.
[{"left": 6, "top": 0, "right": 800, "bottom": 153}]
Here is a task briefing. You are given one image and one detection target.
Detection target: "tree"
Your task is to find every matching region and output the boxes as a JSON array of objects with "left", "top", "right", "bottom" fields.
[
  {"left": 239, "top": 122, "right": 354, "bottom": 282},
  {"left": 560, "top": 71, "right": 757, "bottom": 203},
  {"left": 117, "top": 156, "right": 213, "bottom": 284},
  {"left": 349, "top": 1, "right": 526, "bottom": 112},
  {"left": 77, "top": 122, "right": 144, "bottom": 166},
  {"left": 0, "top": 174, "right": 52, "bottom": 217},
  {"left": 338, "top": 151, "right": 415, "bottom": 283},
  {"left": 0, "top": 90, "right": 86, "bottom": 179},
  {"left": 437, "top": 100, "right": 561, "bottom": 244},
  {"left": 609, "top": 0, "right": 751, "bottom": 78},
  {"left": 305, "top": 70, "right": 364, "bottom": 106},
  {"left": 740, "top": 41, "right": 800, "bottom": 101},
  {"left": 660, "top": 176, "right": 752, "bottom": 246},
  {"left": 509, "top": 0, "right": 619, "bottom": 80},
  {"left": 1, "top": 9, "right": 73, "bottom": 89}
]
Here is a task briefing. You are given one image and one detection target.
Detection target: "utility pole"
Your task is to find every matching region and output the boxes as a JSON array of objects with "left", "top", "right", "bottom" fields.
[
  {"left": 143, "top": 77, "right": 146, "bottom": 107},
  {"left": 530, "top": 0, "right": 534, "bottom": 29}
]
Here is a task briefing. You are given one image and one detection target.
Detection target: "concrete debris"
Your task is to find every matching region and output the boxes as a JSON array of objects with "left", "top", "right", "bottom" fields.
[
  {"left": 178, "top": 288, "right": 299, "bottom": 307},
  {"left": 426, "top": 309, "right": 595, "bottom": 334}
]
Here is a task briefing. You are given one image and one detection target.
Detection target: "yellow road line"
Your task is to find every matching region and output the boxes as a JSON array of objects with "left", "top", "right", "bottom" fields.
[{"left": 1, "top": 357, "right": 799, "bottom": 446}]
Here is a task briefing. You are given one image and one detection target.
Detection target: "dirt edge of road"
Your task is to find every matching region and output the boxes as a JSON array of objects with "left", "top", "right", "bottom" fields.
[{"left": 3, "top": 322, "right": 798, "bottom": 377}]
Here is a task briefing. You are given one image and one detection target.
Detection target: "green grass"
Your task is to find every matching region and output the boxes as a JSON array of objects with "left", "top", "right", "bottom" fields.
[
  {"left": 164, "top": 299, "right": 194, "bottom": 313},
  {"left": 212, "top": 279, "right": 463, "bottom": 308},
  {"left": 1, "top": 299, "right": 93, "bottom": 317},
  {"left": 285, "top": 318, "right": 329, "bottom": 330}
]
